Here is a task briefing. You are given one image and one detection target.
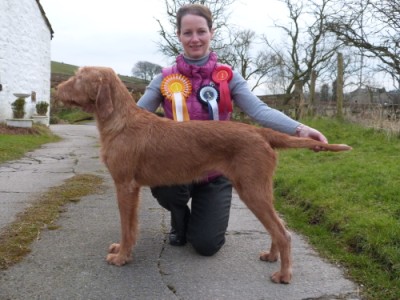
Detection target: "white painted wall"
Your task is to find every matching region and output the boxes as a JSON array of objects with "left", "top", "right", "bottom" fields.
[{"left": 0, "top": 0, "right": 52, "bottom": 123}]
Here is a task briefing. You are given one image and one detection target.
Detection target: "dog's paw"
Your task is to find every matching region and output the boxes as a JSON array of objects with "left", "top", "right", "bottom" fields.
[
  {"left": 259, "top": 251, "right": 279, "bottom": 262},
  {"left": 270, "top": 271, "right": 292, "bottom": 284},
  {"left": 106, "top": 253, "right": 132, "bottom": 266},
  {"left": 108, "top": 243, "right": 120, "bottom": 254}
]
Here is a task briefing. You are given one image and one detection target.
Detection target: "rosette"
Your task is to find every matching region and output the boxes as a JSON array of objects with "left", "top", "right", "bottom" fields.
[
  {"left": 212, "top": 65, "right": 233, "bottom": 113},
  {"left": 161, "top": 74, "right": 192, "bottom": 121},
  {"left": 197, "top": 84, "right": 219, "bottom": 120}
]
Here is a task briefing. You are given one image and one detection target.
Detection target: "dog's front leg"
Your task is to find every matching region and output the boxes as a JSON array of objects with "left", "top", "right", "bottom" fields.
[{"left": 106, "top": 183, "right": 140, "bottom": 266}]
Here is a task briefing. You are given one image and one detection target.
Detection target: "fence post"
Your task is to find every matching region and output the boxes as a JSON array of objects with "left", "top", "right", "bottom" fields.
[
  {"left": 294, "top": 80, "right": 305, "bottom": 120},
  {"left": 309, "top": 70, "right": 317, "bottom": 116},
  {"left": 337, "top": 52, "right": 344, "bottom": 119}
]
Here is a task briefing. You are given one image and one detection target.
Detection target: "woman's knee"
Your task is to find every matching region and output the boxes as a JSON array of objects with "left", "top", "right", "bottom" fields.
[
  {"left": 189, "top": 235, "right": 226, "bottom": 256},
  {"left": 150, "top": 185, "right": 190, "bottom": 209}
]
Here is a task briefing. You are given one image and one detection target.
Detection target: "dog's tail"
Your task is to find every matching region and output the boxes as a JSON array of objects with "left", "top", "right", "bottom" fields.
[{"left": 260, "top": 128, "right": 352, "bottom": 152}]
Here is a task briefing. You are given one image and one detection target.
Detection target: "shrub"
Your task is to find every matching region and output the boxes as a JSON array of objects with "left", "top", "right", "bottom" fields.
[
  {"left": 11, "top": 98, "right": 26, "bottom": 119},
  {"left": 36, "top": 101, "right": 49, "bottom": 116}
]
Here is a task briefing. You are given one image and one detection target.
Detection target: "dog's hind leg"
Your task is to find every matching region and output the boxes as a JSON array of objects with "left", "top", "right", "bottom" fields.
[
  {"left": 107, "top": 183, "right": 141, "bottom": 266},
  {"left": 236, "top": 182, "right": 292, "bottom": 284},
  {"left": 232, "top": 150, "right": 292, "bottom": 284}
]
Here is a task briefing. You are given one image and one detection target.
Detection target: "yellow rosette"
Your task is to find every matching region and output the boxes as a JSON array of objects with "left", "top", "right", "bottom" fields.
[{"left": 161, "top": 74, "right": 192, "bottom": 121}]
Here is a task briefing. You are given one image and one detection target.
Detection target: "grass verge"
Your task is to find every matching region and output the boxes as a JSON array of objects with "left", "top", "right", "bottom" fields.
[
  {"left": 0, "top": 174, "right": 104, "bottom": 270},
  {"left": 274, "top": 117, "right": 400, "bottom": 300},
  {"left": 0, "top": 124, "right": 60, "bottom": 164}
]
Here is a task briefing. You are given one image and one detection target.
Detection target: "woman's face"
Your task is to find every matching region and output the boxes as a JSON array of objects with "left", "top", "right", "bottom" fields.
[{"left": 178, "top": 14, "right": 214, "bottom": 59}]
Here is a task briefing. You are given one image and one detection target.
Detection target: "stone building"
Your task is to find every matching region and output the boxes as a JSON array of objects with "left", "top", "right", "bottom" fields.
[
  {"left": 0, "top": 0, "right": 53, "bottom": 123},
  {"left": 348, "top": 87, "right": 390, "bottom": 105}
]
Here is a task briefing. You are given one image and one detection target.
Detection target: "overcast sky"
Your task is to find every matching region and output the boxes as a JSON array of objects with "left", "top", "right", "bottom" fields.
[{"left": 40, "top": 0, "right": 287, "bottom": 77}]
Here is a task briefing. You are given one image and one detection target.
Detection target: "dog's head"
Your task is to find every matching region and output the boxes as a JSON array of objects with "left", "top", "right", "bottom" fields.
[{"left": 56, "top": 66, "right": 115, "bottom": 120}]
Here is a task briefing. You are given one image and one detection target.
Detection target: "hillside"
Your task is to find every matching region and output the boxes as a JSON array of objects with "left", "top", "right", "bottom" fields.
[
  {"left": 51, "top": 61, "right": 148, "bottom": 93},
  {"left": 51, "top": 61, "right": 79, "bottom": 75}
]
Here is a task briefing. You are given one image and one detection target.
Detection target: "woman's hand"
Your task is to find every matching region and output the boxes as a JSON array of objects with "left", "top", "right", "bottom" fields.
[{"left": 296, "top": 124, "right": 328, "bottom": 152}]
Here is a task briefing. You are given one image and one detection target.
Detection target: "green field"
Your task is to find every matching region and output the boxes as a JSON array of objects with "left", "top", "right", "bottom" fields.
[{"left": 274, "top": 118, "right": 400, "bottom": 300}]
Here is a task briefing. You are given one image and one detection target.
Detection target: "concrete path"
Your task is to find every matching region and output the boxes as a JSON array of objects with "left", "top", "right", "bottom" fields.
[{"left": 0, "top": 124, "right": 361, "bottom": 299}]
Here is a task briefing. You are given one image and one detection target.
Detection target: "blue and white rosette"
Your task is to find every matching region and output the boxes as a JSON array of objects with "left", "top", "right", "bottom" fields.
[{"left": 198, "top": 84, "right": 219, "bottom": 120}]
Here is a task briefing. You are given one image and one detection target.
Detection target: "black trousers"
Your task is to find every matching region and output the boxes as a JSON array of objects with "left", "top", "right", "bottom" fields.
[{"left": 151, "top": 176, "right": 232, "bottom": 256}]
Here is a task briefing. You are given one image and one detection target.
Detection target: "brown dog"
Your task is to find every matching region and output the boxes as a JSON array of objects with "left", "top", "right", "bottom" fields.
[{"left": 56, "top": 66, "right": 351, "bottom": 284}]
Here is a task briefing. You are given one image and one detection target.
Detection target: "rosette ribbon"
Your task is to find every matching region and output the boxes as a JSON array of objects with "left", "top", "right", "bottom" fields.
[
  {"left": 161, "top": 74, "right": 192, "bottom": 121},
  {"left": 212, "top": 65, "right": 233, "bottom": 113}
]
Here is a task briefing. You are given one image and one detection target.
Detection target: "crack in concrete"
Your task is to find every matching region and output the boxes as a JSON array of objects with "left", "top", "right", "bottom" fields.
[{"left": 157, "top": 208, "right": 181, "bottom": 299}]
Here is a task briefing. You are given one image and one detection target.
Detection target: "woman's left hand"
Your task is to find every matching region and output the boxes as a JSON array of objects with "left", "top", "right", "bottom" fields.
[{"left": 296, "top": 124, "right": 328, "bottom": 152}]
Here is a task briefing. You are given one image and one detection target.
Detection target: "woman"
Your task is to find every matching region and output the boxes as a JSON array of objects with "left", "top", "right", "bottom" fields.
[{"left": 137, "top": 4, "right": 327, "bottom": 256}]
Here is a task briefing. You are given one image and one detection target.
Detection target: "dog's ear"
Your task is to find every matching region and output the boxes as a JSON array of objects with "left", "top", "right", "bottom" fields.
[{"left": 96, "top": 83, "right": 114, "bottom": 120}]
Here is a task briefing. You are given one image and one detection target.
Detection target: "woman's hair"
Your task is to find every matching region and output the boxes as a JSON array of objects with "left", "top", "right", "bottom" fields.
[{"left": 176, "top": 4, "right": 213, "bottom": 34}]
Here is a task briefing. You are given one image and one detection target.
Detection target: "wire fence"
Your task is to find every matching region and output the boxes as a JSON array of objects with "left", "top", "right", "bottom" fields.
[{"left": 235, "top": 99, "right": 400, "bottom": 136}]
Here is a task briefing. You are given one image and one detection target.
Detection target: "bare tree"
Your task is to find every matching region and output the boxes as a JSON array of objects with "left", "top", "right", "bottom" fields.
[
  {"left": 326, "top": 0, "right": 400, "bottom": 88},
  {"left": 266, "top": 56, "right": 290, "bottom": 94},
  {"left": 132, "top": 61, "right": 162, "bottom": 81},
  {"left": 262, "top": 0, "right": 343, "bottom": 97},
  {"left": 219, "top": 28, "right": 283, "bottom": 91},
  {"left": 218, "top": 29, "right": 256, "bottom": 73},
  {"left": 325, "top": 47, "right": 370, "bottom": 91}
]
